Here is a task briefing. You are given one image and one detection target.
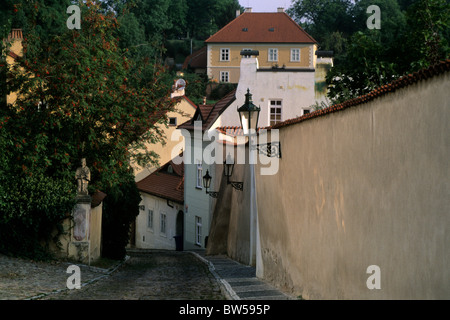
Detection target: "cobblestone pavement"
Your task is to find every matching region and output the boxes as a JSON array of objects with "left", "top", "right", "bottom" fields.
[
  {"left": 1, "top": 249, "right": 293, "bottom": 301},
  {"left": 29, "top": 250, "right": 224, "bottom": 300},
  {"left": 0, "top": 253, "right": 111, "bottom": 300}
]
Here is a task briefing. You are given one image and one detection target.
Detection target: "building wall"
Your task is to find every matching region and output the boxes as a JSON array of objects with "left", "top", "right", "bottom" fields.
[
  {"left": 135, "top": 193, "right": 182, "bottom": 250},
  {"left": 182, "top": 134, "right": 216, "bottom": 250},
  {"left": 207, "top": 148, "right": 253, "bottom": 265},
  {"left": 255, "top": 71, "right": 450, "bottom": 299},
  {"left": 214, "top": 56, "right": 317, "bottom": 129},
  {"left": 207, "top": 44, "right": 315, "bottom": 84},
  {"left": 133, "top": 97, "right": 196, "bottom": 182}
]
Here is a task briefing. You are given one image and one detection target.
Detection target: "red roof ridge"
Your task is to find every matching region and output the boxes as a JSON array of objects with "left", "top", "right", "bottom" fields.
[
  {"left": 205, "top": 12, "right": 316, "bottom": 44},
  {"left": 272, "top": 59, "right": 450, "bottom": 130},
  {"left": 205, "top": 12, "right": 247, "bottom": 43}
]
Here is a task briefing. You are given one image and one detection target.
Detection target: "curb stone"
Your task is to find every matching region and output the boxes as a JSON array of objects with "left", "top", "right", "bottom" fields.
[{"left": 189, "top": 251, "right": 240, "bottom": 300}]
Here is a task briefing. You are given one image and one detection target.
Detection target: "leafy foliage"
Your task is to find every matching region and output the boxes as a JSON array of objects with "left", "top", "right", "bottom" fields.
[
  {"left": 0, "top": 0, "right": 175, "bottom": 259},
  {"left": 102, "top": 171, "right": 141, "bottom": 260},
  {"left": 289, "top": 0, "right": 450, "bottom": 103}
]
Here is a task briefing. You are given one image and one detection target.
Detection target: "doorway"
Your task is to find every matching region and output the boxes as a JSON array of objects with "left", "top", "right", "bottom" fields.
[{"left": 175, "top": 210, "right": 184, "bottom": 251}]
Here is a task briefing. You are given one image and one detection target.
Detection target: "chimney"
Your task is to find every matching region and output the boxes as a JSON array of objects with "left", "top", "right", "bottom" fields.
[
  {"left": 277, "top": 7, "right": 285, "bottom": 13},
  {"left": 236, "top": 10, "right": 240, "bottom": 17},
  {"left": 245, "top": 7, "right": 252, "bottom": 13}
]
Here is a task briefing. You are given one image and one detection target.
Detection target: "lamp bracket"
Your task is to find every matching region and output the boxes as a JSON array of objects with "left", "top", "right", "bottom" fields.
[
  {"left": 252, "top": 141, "right": 282, "bottom": 158},
  {"left": 207, "top": 191, "right": 219, "bottom": 198},
  {"left": 229, "top": 181, "right": 244, "bottom": 191}
]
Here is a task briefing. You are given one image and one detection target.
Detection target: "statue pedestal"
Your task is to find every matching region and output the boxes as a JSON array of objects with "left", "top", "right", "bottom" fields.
[{"left": 68, "top": 195, "right": 92, "bottom": 264}]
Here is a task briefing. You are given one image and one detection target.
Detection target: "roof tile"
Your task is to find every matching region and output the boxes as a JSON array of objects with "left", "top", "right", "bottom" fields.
[{"left": 205, "top": 12, "right": 317, "bottom": 44}]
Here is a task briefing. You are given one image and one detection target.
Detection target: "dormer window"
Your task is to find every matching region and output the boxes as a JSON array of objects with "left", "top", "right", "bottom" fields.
[
  {"left": 242, "top": 28, "right": 248, "bottom": 32},
  {"left": 167, "top": 165, "right": 174, "bottom": 174},
  {"left": 268, "top": 27, "right": 275, "bottom": 32}
]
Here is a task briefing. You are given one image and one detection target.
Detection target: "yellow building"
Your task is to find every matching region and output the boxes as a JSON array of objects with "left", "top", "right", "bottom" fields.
[
  {"left": 132, "top": 85, "right": 197, "bottom": 182},
  {"left": 4, "top": 29, "right": 23, "bottom": 105},
  {"left": 205, "top": 8, "right": 318, "bottom": 84}
]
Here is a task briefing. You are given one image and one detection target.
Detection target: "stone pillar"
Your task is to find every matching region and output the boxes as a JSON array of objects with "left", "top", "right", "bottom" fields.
[{"left": 68, "top": 195, "right": 92, "bottom": 263}]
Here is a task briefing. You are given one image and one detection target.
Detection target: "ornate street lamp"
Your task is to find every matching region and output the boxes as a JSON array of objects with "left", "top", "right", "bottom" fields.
[
  {"left": 238, "top": 89, "right": 260, "bottom": 136},
  {"left": 202, "top": 170, "right": 218, "bottom": 198},
  {"left": 224, "top": 153, "right": 243, "bottom": 191}
]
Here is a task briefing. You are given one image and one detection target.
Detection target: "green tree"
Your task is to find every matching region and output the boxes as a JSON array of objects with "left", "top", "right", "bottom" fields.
[
  {"left": 287, "top": 0, "right": 355, "bottom": 52},
  {"left": 0, "top": 0, "right": 175, "bottom": 259}
]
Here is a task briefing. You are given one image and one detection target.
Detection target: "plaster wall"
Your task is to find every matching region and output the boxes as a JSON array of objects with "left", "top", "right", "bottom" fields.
[{"left": 255, "top": 71, "right": 450, "bottom": 299}]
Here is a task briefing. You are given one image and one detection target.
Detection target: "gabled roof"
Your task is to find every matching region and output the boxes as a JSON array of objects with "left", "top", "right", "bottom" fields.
[
  {"left": 136, "top": 158, "right": 184, "bottom": 204},
  {"left": 205, "top": 12, "right": 317, "bottom": 44},
  {"left": 182, "top": 46, "right": 207, "bottom": 70},
  {"left": 178, "top": 89, "right": 237, "bottom": 131}
]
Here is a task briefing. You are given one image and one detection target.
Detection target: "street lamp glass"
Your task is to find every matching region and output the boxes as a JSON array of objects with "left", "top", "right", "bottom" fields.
[
  {"left": 238, "top": 89, "right": 260, "bottom": 135},
  {"left": 224, "top": 154, "right": 234, "bottom": 178},
  {"left": 202, "top": 170, "right": 212, "bottom": 189}
]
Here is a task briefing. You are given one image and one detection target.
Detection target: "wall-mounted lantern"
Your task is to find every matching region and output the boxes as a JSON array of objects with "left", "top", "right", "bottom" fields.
[
  {"left": 224, "top": 153, "right": 243, "bottom": 191},
  {"left": 202, "top": 170, "right": 219, "bottom": 198}
]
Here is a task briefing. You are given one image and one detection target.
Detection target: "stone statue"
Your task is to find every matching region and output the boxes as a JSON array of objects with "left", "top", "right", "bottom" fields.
[{"left": 75, "top": 158, "right": 90, "bottom": 195}]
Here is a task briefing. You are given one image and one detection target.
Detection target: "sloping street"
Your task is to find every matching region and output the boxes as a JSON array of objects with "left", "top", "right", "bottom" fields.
[{"left": 40, "top": 250, "right": 225, "bottom": 300}]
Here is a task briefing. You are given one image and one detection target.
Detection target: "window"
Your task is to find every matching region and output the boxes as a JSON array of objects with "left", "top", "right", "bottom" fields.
[
  {"left": 147, "top": 209, "right": 153, "bottom": 230},
  {"left": 195, "top": 216, "right": 202, "bottom": 246},
  {"left": 169, "top": 117, "right": 177, "bottom": 126},
  {"left": 220, "top": 48, "right": 230, "bottom": 61},
  {"left": 303, "top": 109, "right": 311, "bottom": 115},
  {"left": 291, "top": 48, "right": 301, "bottom": 62},
  {"left": 220, "top": 71, "right": 229, "bottom": 83},
  {"left": 160, "top": 212, "right": 166, "bottom": 235},
  {"left": 268, "top": 48, "right": 278, "bottom": 62},
  {"left": 270, "top": 100, "right": 282, "bottom": 126},
  {"left": 196, "top": 161, "right": 202, "bottom": 189}
]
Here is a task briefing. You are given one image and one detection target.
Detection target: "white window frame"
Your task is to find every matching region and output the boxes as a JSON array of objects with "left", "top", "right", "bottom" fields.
[
  {"left": 220, "top": 48, "right": 230, "bottom": 61},
  {"left": 147, "top": 209, "right": 154, "bottom": 230},
  {"left": 220, "top": 71, "right": 229, "bottom": 83},
  {"left": 160, "top": 212, "right": 166, "bottom": 236},
  {"left": 268, "top": 48, "right": 278, "bottom": 62},
  {"left": 291, "top": 48, "right": 301, "bottom": 62},
  {"left": 269, "top": 100, "right": 282, "bottom": 126},
  {"left": 195, "top": 216, "right": 202, "bottom": 246},
  {"left": 196, "top": 161, "right": 203, "bottom": 189}
]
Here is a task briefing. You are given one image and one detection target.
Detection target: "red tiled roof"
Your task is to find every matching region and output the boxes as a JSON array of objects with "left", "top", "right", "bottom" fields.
[
  {"left": 272, "top": 59, "right": 450, "bottom": 130},
  {"left": 136, "top": 158, "right": 184, "bottom": 204},
  {"left": 216, "top": 126, "right": 269, "bottom": 136},
  {"left": 182, "top": 46, "right": 207, "bottom": 70},
  {"left": 205, "top": 12, "right": 317, "bottom": 44},
  {"left": 178, "top": 89, "right": 237, "bottom": 131},
  {"left": 91, "top": 190, "right": 107, "bottom": 208}
]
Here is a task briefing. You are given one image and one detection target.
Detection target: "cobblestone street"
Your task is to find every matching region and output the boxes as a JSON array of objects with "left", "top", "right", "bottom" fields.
[{"left": 1, "top": 250, "right": 225, "bottom": 300}]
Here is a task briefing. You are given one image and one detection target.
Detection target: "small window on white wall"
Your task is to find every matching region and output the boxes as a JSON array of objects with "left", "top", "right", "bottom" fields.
[
  {"left": 269, "top": 100, "right": 282, "bottom": 126},
  {"left": 148, "top": 209, "right": 154, "bottom": 230},
  {"left": 196, "top": 161, "right": 202, "bottom": 189}
]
